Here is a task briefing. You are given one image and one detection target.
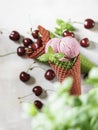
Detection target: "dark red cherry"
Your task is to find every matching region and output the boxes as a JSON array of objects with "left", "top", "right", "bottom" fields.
[
  {"left": 28, "top": 44, "right": 33, "bottom": 49},
  {"left": 45, "top": 69, "right": 55, "bottom": 80},
  {"left": 84, "top": 19, "right": 95, "bottom": 29},
  {"left": 34, "top": 100, "right": 43, "bottom": 109},
  {"left": 9, "top": 31, "right": 20, "bottom": 41},
  {"left": 63, "top": 31, "right": 75, "bottom": 37},
  {"left": 32, "top": 30, "right": 39, "bottom": 39},
  {"left": 32, "top": 86, "right": 43, "bottom": 96},
  {"left": 80, "top": 38, "right": 89, "bottom": 47},
  {"left": 17, "top": 46, "right": 25, "bottom": 56},
  {"left": 20, "top": 71, "right": 30, "bottom": 82},
  {"left": 37, "top": 37, "right": 42, "bottom": 44},
  {"left": 23, "top": 38, "right": 33, "bottom": 47},
  {"left": 32, "top": 42, "right": 42, "bottom": 51}
]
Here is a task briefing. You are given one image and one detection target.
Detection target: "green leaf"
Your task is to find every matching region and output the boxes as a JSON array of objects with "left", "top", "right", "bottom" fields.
[
  {"left": 55, "top": 27, "right": 63, "bottom": 36},
  {"left": 37, "top": 54, "right": 49, "bottom": 62},
  {"left": 80, "top": 54, "right": 96, "bottom": 74},
  {"left": 48, "top": 54, "right": 56, "bottom": 62},
  {"left": 55, "top": 19, "right": 76, "bottom": 36},
  {"left": 85, "top": 67, "right": 98, "bottom": 87},
  {"left": 49, "top": 31, "right": 56, "bottom": 38},
  {"left": 89, "top": 67, "right": 98, "bottom": 79},
  {"left": 54, "top": 53, "right": 65, "bottom": 59},
  {"left": 57, "top": 77, "right": 73, "bottom": 96},
  {"left": 56, "top": 19, "right": 64, "bottom": 25},
  {"left": 64, "top": 22, "right": 76, "bottom": 31},
  {"left": 22, "top": 103, "right": 38, "bottom": 116},
  {"left": 86, "top": 78, "right": 98, "bottom": 87},
  {"left": 48, "top": 46, "right": 54, "bottom": 54}
]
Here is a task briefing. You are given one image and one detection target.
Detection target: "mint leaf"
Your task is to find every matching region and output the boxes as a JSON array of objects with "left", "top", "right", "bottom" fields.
[
  {"left": 56, "top": 19, "right": 65, "bottom": 25},
  {"left": 55, "top": 27, "right": 63, "bottom": 36},
  {"left": 37, "top": 54, "right": 49, "bottom": 62},
  {"left": 48, "top": 46, "right": 54, "bottom": 54},
  {"left": 55, "top": 19, "right": 76, "bottom": 36},
  {"left": 48, "top": 54, "right": 56, "bottom": 62},
  {"left": 54, "top": 53, "right": 65, "bottom": 59},
  {"left": 49, "top": 31, "right": 56, "bottom": 38},
  {"left": 65, "top": 22, "right": 76, "bottom": 31}
]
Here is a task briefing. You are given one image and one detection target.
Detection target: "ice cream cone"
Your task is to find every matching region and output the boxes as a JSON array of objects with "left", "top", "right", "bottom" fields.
[
  {"left": 26, "top": 25, "right": 50, "bottom": 59},
  {"left": 49, "top": 55, "right": 81, "bottom": 95}
]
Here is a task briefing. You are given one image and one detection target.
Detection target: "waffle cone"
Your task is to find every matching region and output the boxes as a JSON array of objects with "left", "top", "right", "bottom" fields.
[
  {"left": 26, "top": 45, "right": 45, "bottom": 59},
  {"left": 26, "top": 25, "right": 50, "bottom": 59},
  {"left": 49, "top": 55, "right": 81, "bottom": 95}
]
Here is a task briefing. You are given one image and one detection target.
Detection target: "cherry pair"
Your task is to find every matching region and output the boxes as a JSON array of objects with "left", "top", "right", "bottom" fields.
[
  {"left": 18, "top": 86, "right": 53, "bottom": 109},
  {"left": 19, "top": 69, "right": 55, "bottom": 82}
]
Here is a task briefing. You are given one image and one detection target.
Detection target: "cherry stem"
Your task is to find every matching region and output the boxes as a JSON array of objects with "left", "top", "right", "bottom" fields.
[
  {"left": 30, "top": 66, "right": 46, "bottom": 71},
  {"left": 73, "top": 21, "right": 83, "bottom": 24},
  {"left": 18, "top": 89, "right": 55, "bottom": 100},
  {"left": 18, "top": 93, "right": 33, "bottom": 99},
  {"left": 26, "top": 64, "right": 46, "bottom": 73},
  {"left": 19, "top": 100, "right": 33, "bottom": 104},
  {"left": 26, "top": 61, "right": 36, "bottom": 73},
  {"left": 46, "top": 89, "right": 55, "bottom": 92},
  {"left": 0, "top": 51, "right": 16, "bottom": 57}
]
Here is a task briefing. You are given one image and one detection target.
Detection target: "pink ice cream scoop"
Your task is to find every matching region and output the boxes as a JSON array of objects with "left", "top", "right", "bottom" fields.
[
  {"left": 45, "top": 38, "right": 61, "bottom": 53},
  {"left": 57, "top": 37, "right": 80, "bottom": 59}
]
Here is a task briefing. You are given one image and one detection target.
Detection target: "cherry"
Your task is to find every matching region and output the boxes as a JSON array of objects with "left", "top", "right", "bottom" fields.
[
  {"left": 84, "top": 19, "right": 95, "bottom": 29},
  {"left": 37, "top": 37, "right": 42, "bottom": 44},
  {"left": 32, "top": 42, "right": 42, "bottom": 51},
  {"left": 45, "top": 69, "right": 55, "bottom": 80},
  {"left": 32, "top": 86, "right": 43, "bottom": 96},
  {"left": 63, "top": 31, "right": 75, "bottom": 37},
  {"left": 28, "top": 44, "right": 33, "bottom": 49},
  {"left": 80, "top": 38, "right": 89, "bottom": 47},
  {"left": 34, "top": 100, "right": 43, "bottom": 109},
  {"left": 17, "top": 46, "right": 25, "bottom": 56},
  {"left": 32, "top": 30, "right": 39, "bottom": 39},
  {"left": 9, "top": 31, "right": 20, "bottom": 41},
  {"left": 20, "top": 71, "right": 30, "bottom": 82},
  {"left": 23, "top": 38, "right": 33, "bottom": 47},
  {"left": 18, "top": 85, "right": 54, "bottom": 101}
]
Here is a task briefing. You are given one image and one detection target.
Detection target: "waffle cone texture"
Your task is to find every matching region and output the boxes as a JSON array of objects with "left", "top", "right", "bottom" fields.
[
  {"left": 49, "top": 55, "right": 81, "bottom": 95},
  {"left": 26, "top": 25, "right": 50, "bottom": 59}
]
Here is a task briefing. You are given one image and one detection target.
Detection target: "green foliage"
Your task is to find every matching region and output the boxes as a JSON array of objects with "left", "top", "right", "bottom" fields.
[
  {"left": 86, "top": 67, "right": 98, "bottom": 87},
  {"left": 22, "top": 103, "right": 38, "bottom": 116},
  {"left": 55, "top": 19, "right": 76, "bottom": 36},
  {"left": 80, "top": 54, "right": 96, "bottom": 74},
  {"left": 37, "top": 46, "right": 65, "bottom": 63},
  {"left": 23, "top": 76, "right": 98, "bottom": 130},
  {"left": 49, "top": 31, "right": 57, "bottom": 38}
]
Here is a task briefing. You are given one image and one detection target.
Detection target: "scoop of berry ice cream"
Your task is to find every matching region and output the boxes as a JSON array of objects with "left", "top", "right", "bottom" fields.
[
  {"left": 45, "top": 38, "right": 61, "bottom": 53},
  {"left": 57, "top": 37, "right": 80, "bottom": 59}
]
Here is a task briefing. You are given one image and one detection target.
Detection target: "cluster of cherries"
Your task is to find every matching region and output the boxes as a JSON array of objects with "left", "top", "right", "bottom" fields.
[
  {"left": 18, "top": 85, "right": 53, "bottom": 109},
  {"left": 9, "top": 29, "right": 56, "bottom": 83},
  {"left": 63, "top": 18, "right": 95, "bottom": 47},
  {"left": 9, "top": 29, "right": 42, "bottom": 57},
  {"left": 18, "top": 68, "right": 55, "bottom": 110}
]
